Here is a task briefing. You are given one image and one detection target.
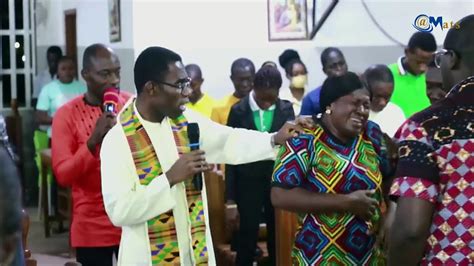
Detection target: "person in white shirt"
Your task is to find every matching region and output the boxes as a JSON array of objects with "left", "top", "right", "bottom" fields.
[
  {"left": 100, "top": 46, "right": 307, "bottom": 266},
  {"left": 33, "top": 46, "right": 62, "bottom": 106},
  {"left": 364, "top": 64, "right": 406, "bottom": 137}
]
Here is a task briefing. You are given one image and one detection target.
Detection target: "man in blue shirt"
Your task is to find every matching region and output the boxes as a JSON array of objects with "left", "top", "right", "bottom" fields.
[{"left": 300, "top": 47, "right": 348, "bottom": 115}]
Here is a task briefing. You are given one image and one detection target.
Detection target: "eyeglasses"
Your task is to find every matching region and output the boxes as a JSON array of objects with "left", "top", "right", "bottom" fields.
[
  {"left": 434, "top": 49, "right": 456, "bottom": 68},
  {"left": 154, "top": 78, "right": 191, "bottom": 95}
]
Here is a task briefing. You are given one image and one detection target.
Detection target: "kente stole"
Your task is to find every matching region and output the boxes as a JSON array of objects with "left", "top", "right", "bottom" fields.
[{"left": 120, "top": 101, "right": 208, "bottom": 265}]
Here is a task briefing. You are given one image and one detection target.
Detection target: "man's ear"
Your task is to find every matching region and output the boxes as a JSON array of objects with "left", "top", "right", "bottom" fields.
[
  {"left": 404, "top": 47, "right": 410, "bottom": 56},
  {"left": 81, "top": 69, "right": 89, "bottom": 81},
  {"left": 322, "top": 67, "right": 328, "bottom": 76},
  {"left": 143, "top": 81, "right": 158, "bottom": 96},
  {"left": 447, "top": 51, "right": 460, "bottom": 70}
]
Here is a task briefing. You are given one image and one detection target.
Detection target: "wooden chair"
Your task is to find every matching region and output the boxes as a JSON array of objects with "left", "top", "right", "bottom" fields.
[
  {"left": 33, "top": 130, "right": 50, "bottom": 219},
  {"left": 40, "top": 149, "right": 71, "bottom": 238}
]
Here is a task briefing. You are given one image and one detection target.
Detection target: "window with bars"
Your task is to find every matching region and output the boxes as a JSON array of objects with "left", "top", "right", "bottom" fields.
[{"left": 0, "top": 0, "right": 35, "bottom": 109}]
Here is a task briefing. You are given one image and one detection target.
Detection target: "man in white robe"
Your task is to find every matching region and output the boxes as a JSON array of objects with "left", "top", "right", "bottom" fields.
[{"left": 101, "top": 46, "right": 304, "bottom": 265}]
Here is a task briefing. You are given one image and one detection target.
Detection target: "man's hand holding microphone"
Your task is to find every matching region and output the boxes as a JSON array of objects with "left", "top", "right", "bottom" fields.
[{"left": 87, "top": 87, "right": 120, "bottom": 154}]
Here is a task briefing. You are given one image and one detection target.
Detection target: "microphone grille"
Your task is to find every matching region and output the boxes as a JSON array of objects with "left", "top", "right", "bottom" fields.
[{"left": 103, "top": 87, "right": 119, "bottom": 105}]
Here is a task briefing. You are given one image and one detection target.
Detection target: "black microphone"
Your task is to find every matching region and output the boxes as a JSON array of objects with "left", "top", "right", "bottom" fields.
[{"left": 187, "top": 123, "right": 202, "bottom": 191}]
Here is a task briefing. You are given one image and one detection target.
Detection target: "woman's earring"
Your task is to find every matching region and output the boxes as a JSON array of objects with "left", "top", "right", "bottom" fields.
[{"left": 325, "top": 109, "right": 332, "bottom": 115}]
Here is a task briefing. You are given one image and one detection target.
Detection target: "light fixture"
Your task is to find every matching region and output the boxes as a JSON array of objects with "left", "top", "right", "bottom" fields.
[{"left": 15, "top": 42, "right": 20, "bottom": 49}]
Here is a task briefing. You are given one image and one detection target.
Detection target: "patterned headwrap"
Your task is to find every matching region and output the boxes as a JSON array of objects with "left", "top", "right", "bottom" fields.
[{"left": 320, "top": 72, "right": 364, "bottom": 112}]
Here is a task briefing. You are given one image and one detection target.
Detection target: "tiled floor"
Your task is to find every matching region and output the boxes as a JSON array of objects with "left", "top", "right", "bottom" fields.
[{"left": 25, "top": 208, "right": 74, "bottom": 266}]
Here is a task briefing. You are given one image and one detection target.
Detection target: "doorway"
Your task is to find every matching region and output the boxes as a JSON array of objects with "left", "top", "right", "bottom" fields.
[{"left": 64, "top": 9, "right": 77, "bottom": 78}]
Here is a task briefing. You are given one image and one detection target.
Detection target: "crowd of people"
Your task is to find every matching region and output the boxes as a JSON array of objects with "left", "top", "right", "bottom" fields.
[{"left": 0, "top": 14, "right": 472, "bottom": 266}]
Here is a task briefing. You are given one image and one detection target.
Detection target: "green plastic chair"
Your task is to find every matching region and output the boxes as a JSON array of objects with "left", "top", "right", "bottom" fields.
[{"left": 34, "top": 130, "right": 53, "bottom": 218}]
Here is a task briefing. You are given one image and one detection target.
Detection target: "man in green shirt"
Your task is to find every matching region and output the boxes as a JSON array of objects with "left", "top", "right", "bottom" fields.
[{"left": 389, "top": 31, "right": 437, "bottom": 117}]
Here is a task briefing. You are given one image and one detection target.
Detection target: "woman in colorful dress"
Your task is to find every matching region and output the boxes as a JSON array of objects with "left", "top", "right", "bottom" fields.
[{"left": 271, "top": 72, "right": 394, "bottom": 265}]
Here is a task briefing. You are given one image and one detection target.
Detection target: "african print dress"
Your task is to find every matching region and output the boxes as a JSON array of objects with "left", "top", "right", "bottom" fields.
[{"left": 272, "top": 120, "right": 389, "bottom": 265}]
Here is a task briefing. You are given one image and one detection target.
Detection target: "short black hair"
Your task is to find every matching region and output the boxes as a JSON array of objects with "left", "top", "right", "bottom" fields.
[
  {"left": 230, "top": 58, "right": 255, "bottom": 76},
  {"left": 408, "top": 32, "right": 437, "bottom": 52},
  {"left": 320, "top": 72, "right": 364, "bottom": 112},
  {"left": 134, "top": 46, "right": 182, "bottom": 93},
  {"left": 0, "top": 146, "right": 22, "bottom": 240},
  {"left": 362, "top": 64, "right": 394, "bottom": 92},
  {"left": 261, "top": 61, "right": 277, "bottom": 68},
  {"left": 444, "top": 14, "right": 474, "bottom": 68},
  {"left": 321, "top": 47, "right": 344, "bottom": 68},
  {"left": 47, "top": 46, "right": 62, "bottom": 57},
  {"left": 82, "top": 43, "right": 109, "bottom": 70},
  {"left": 185, "top": 64, "right": 202, "bottom": 80},
  {"left": 254, "top": 66, "right": 282, "bottom": 91},
  {"left": 57, "top": 56, "right": 74, "bottom": 66}
]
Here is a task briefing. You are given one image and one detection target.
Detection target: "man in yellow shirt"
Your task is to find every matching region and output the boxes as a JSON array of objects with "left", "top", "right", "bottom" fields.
[
  {"left": 184, "top": 64, "right": 216, "bottom": 118},
  {"left": 211, "top": 58, "right": 255, "bottom": 125},
  {"left": 210, "top": 58, "right": 256, "bottom": 255}
]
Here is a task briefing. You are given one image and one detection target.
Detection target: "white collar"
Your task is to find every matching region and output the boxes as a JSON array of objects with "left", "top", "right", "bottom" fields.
[
  {"left": 249, "top": 91, "right": 275, "bottom": 112},
  {"left": 397, "top": 56, "right": 408, "bottom": 76},
  {"left": 133, "top": 98, "right": 168, "bottom": 126},
  {"left": 280, "top": 88, "right": 305, "bottom": 104}
]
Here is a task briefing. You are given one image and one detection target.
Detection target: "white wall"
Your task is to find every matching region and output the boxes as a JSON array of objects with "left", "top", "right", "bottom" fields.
[
  {"left": 37, "top": 0, "right": 134, "bottom": 48},
  {"left": 314, "top": 0, "right": 471, "bottom": 47},
  {"left": 36, "top": 0, "right": 65, "bottom": 46},
  {"left": 59, "top": 0, "right": 134, "bottom": 49},
  {"left": 133, "top": 0, "right": 318, "bottom": 99},
  {"left": 35, "top": 0, "right": 135, "bottom": 92},
  {"left": 36, "top": 0, "right": 474, "bottom": 98},
  {"left": 132, "top": 0, "right": 473, "bottom": 99}
]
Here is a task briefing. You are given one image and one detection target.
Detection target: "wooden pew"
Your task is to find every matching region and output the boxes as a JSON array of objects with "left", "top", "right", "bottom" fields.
[
  {"left": 275, "top": 208, "right": 298, "bottom": 266},
  {"left": 205, "top": 170, "right": 270, "bottom": 265},
  {"left": 203, "top": 171, "right": 226, "bottom": 245}
]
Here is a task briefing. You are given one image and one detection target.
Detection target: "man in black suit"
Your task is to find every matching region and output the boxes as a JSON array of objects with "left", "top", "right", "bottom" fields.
[{"left": 227, "top": 66, "right": 295, "bottom": 266}]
